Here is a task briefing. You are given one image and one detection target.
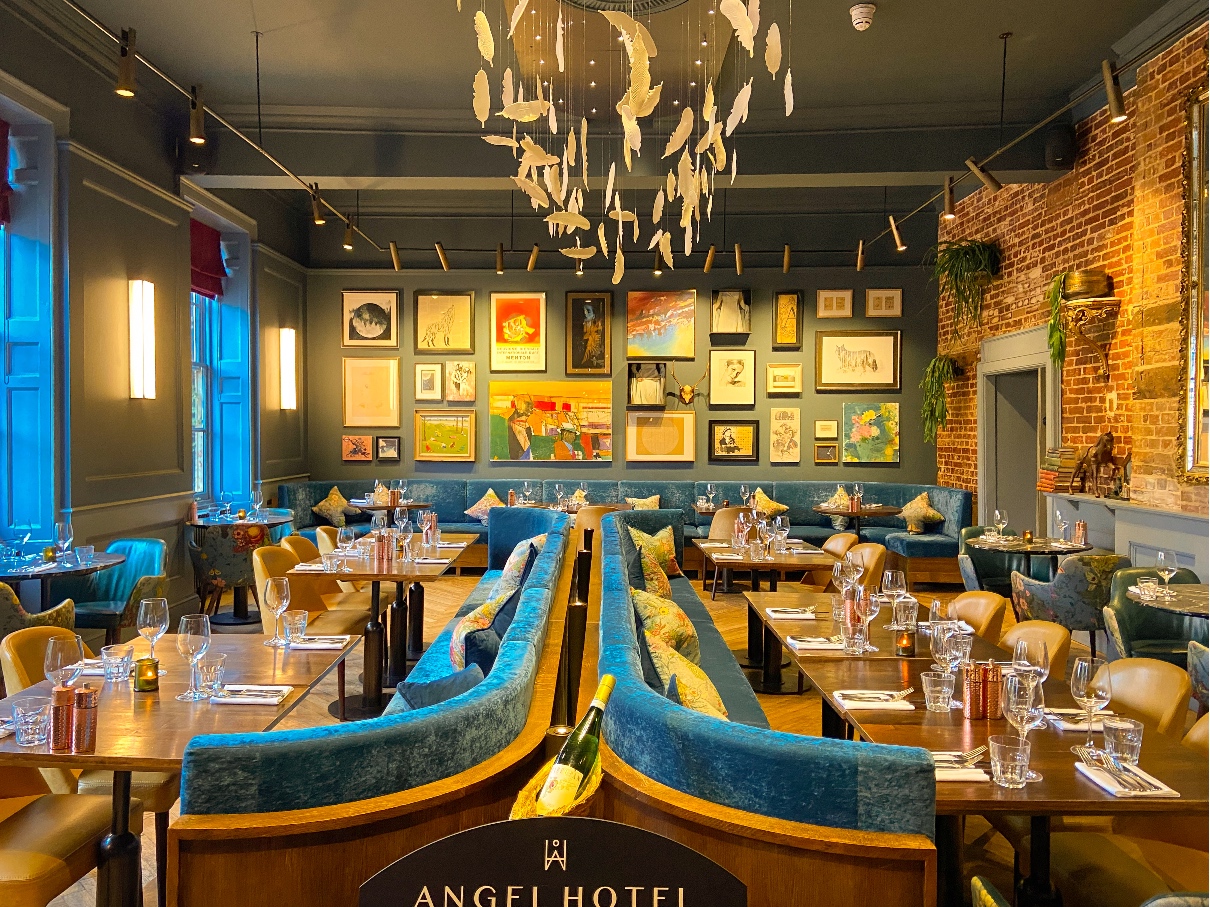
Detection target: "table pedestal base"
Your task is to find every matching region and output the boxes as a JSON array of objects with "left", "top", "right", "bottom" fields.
[
  {"left": 95, "top": 770, "right": 140, "bottom": 907},
  {"left": 210, "top": 586, "right": 261, "bottom": 626},
  {"left": 1017, "top": 816, "right": 1063, "bottom": 907}
]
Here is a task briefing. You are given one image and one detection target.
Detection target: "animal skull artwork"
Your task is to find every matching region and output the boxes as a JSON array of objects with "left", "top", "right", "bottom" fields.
[{"left": 668, "top": 363, "right": 709, "bottom": 405}]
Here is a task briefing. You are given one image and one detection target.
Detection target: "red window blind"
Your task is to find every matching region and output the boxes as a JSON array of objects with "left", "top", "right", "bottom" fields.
[
  {"left": 190, "top": 218, "right": 226, "bottom": 298},
  {"left": 0, "top": 118, "right": 13, "bottom": 227}
]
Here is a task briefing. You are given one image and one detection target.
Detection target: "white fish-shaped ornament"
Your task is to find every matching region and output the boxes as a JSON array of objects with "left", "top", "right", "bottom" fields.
[
  {"left": 604, "top": 161, "right": 616, "bottom": 211},
  {"left": 784, "top": 69, "right": 794, "bottom": 116},
  {"left": 719, "top": 0, "right": 754, "bottom": 56},
  {"left": 474, "top": 11, "right": 494, "bottom": 67},
  {"left": 473, "top": 70, "right": 490, "bottom": 127},
  {"left": 653, "top": 189, "right": 664, "bottom": 224},
  {"left": 747, "top": 0, "right": 760, "bottom": 37},
  {"left": 483, "top": 135, "right": 518, "bottom": 152},
  {"left": 666, "top": 170, "right": 676, "bottom": 202},
  {"left": 726, "top": 78, "right": 753, "bottom": 137},
  {"left": 765, "top": 22, "right": 781, "bottom": 78},
  {"left": 581, "top": 118, "right": 589, "bottom": 186},
  {"left": 612, "top": 245, "right": 624, "bottom": 285},
  {"left": 502, "top": 68, "right": 514, "bottom": 107},
  {"left": 659, "top": 230, "right": 674, "bottom": 269},
  {"left": 549, "top": 99, "right": 557, "bottom": 134},
  {"left": 499, "top": 101, "right": 546, "bottom": 122},
  {"left": 566, "top": 129, "right": 576, "bottom": 169},
  {"left": 648, "top": 228, "right": 664, "bottom": 251},
  {"left": 546, "top": 210, "right": 590, "bottom": 232},
  {"left": 703, "top": 82, "right": 715, "bottom": 124},
  {"left": 598, "top": 221, "right": 609, "bottom": 257},
  {"left": 599, "top": 11, "right": 657, "bottom": 58},
  {"left": 508, "top": 0, "right": 528, "bottom": 38},
  {"left": 559, "top": 244, "right": 596, "bottom": 260},
  {"left": 512, "top": 176, "right": 549, "bottom": 208},
  {"left": 664, "top": 107, "right": 693, "bottom": 159},
  {"left": 520, "top": 136, "right": 558, "bottom": 168},
  {"left": 556, "top": 12, "right": 565, "bottom": 73}
]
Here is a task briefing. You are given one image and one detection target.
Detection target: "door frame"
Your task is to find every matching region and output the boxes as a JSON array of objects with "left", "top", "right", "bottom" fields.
[{"left": 976, "top": 326, "right": 1061, "bottom": 526}]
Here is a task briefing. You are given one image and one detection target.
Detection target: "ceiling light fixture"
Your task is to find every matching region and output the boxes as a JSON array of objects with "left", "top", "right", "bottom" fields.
[
  {"left": 888, "top": 216, "right": 906, "bottom": 252},
  {"left": 527, "top": 244, "right": 540, "bottom": 271},
  {"left": 188, "top": 84, "right": 206, "bottom": 145},
  {"left": 783, "top": 244, "right": 791, "bottom": 273},
  {"left": 703, "top": 244, "right": 716, "bottom": 273},
  {"left": 435, "top": 242, "right": 451, "bottom": 271},
  {"left": 576, "top": 260, "right": 584, "bottom": 277},
  {"left": 310, "top": 184, "right": 326, "bottom": 225},
  {"left": 590, "top": 80, "right": 596, "bottom": 87},
  {"left": 734, "top": 243, "right": 743, "bottom": 275},
  {"left": 589, "top": 58, "right": 595, "bottom": 65},
  {"left": 389, "top": 241, "right": 402, "bottom": 271},
  {"left": 653, "top": 251, "right": 663, "bottom": 276},
  {"left": 115, "top": 28, "right": 136, "bottom": 97},
  {"left": 964, "top": 156, "right": 1003, "bottom": 193},
  {"left": 1101, "top": 59, "right": 1127, "bottom": 123},
  {"left": 342, "top": 217, "right": 355, "bottom": 251},
  {"left": 856, "top": 239, "right": 865, "bottom": 272},
  {"left": 942, "top": 176, "right": 956, "bottom": 220},
  {"left": 496, "top": 242, "right": 505, "bottom": 274},
  {"left": 694, "top": 59, "right": 702, "bottom": 66}
]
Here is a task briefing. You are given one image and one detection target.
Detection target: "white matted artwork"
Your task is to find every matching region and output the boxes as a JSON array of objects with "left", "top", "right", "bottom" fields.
[
  {"left": 814, "top": 330, "right": 901, "bottom": 392},
  {"left": 814, "top": 419, "right": 839, "bottom": 440},
  {"left": 342, "top": 357, "right": 400, "bottom": 427},
  {"left": 816, "top": 289, "right": 853, "bottom": 319},
  {"left": 765, "top": 362, "right": 804, "bottom": 395},
  {"left": 708, "top": 349, "right": 756, "bottom": 406},
  {"left": 770, "top": 407, "right": 801, "bottom": 463},
  {"left": 866, "top": 288, "right": 903, "bottom": 317},
  {"left": 445, "top": 360, "right": 476, "bottom": 402},
  {"left": 414, "top": 362, "right": 443, "bottom": 401},
  {"left": 342, "top": 290, "right": 398, "bottom": 347},
  {"left": 710, "top": 289, "right": 751, "bottom": 334},
  {"left": 625, "top": 411, "right": 696, "bottom": 462}
]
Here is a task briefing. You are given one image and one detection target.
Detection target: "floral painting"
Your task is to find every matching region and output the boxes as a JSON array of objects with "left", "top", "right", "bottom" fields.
[{"left": 842, "top": 402, "right": 900, "bottom": 463}]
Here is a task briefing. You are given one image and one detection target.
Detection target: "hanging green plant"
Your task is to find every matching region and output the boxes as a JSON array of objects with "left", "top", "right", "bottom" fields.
[
  {"left": 929, "top": 239, "right": 1001, "bottom": 323},
  {"left": 920, "top": 355, "right": 959, "bottom": 445},
  {"left": 1047, "top": 272, "right": 1067, "bottom": 366}
]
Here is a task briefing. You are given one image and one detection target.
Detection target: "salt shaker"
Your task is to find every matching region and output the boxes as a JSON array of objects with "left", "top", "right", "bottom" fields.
[
  {"left": 50, "top": 685, "right": 74, "bottom": 753},
  {"left": 72, "top": 685, "right": 99, "bottom": 754}
]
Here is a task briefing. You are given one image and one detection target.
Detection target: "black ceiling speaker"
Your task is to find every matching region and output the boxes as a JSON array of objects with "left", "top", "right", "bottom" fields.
[
  {"left": 176, "top": 137, "right": 216, "bottom": 175},
  {"left": 1044, "top": 123, "right": 1078, "bottom": 171}
]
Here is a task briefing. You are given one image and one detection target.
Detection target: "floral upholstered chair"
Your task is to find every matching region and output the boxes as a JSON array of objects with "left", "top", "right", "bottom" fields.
[
  {"left": 188, "top": 524, "right": 267, "bottom": 615},
  {"left": 1188, "top": 641, "right": 1208, "bottom": 718},
  {"left": 0, "top": 583, "right": 74, "bottom": 651},
  {"left": 970, "top": 877, "right": 1010, "bottom": 907},
  {"left": 1011, "top": 553, "right": 1130, "bottom": 660}
]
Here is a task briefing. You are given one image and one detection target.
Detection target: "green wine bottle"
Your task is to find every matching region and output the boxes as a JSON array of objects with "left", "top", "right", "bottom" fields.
[{"left": 535, "top": 674, "right": 615, "bottom": 815}]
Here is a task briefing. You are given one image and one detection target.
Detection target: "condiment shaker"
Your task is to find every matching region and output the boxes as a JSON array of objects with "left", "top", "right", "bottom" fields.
[
  {"left": 50, "top": 685, "right": 74, "bottom": 753},
  {"left": 72, "top": 685, "right": 99, "bottom": 754}
]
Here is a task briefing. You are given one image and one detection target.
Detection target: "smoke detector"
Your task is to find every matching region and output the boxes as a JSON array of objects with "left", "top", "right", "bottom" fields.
[{"left": 850, "top": 3, "right": 876, "bottom": 31}]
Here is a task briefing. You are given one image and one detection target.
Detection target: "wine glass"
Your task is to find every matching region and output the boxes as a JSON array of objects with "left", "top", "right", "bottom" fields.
[
  {"left": 1012, "top": 637, "right": 1050, "bottom": 686},
  {"left": 1069, "top": 656, "right": 1112, "bottom": 754},
  {"left": 399, "top": 479, "right": 410, "bottom": 503},
  {"left": 175, "top": 614, "right": 212, "bottom": 701},
  {"left": 336, "top": 526, "right": 355, "bottom": 551},
  {"left": 1002, "top": 671, "right": 1036, "bottom": 741},
  {"left": 929, "top": 598, "right": 948, "bottom": 624},
  {"left": 262, "top": 577, "right": 291, "bottom": 648},
  {"left": 1054, "top": 509, "right": 1069, "bottom": 542},
  {"left": 218, "top": 491, "right": 234, "bottom": 521},
  {"left": 522, "top": 481, "right": 533, "bottom": 504},
  {"left": 394, "top": 507, "right": 407, "bottom": 534},
  {"left": 946, "top": 632, "right": 973, "bottom": 673},
  {"left": 930, "top": 620, "right": 957, "bottom": 672},
  {"left": 831, "top": 560, "right": 847, "bottom": 592},
  {"left": 881, "top": 570, "right": 906, "bottom": 626},
  {"left": 739, "top": 484, "right": 750, "bottom": 506},
  {"left": 993, "top": 508, "right": 1009, "bottom": 538},
  {"left": 251, "top": 489, "right": 264, "bottom": 518},
  {"left": 54, "top": 520, "right": 74, "bottom": 560},
  {"left": 400, "top": 518, "right": 414, "bottom": 561},
  {"left": 843, "top": 552, "right": 864, "bottom": 588},
  {"left": 137, "top": 597, "right": 170, "bottom": 674},
  {"left": 1155, "top": 550, "right": 1179, "bottom": 598},
  {"left": 853, "top": 482, "right": 864, "bottom": 503},
  {"left": 554, "top": 483, "right": 565, "bottom": 507},
  {"left": 579, "top": 481, "right": 589, "bottom": 500},
  {"left": 705, "top": 482, "right": 716, "bottom": 508},
  {"left": 44, "top": 634, "right": 84, "bottom": 686},
  {"left": 1020, "top": 685, "right": 1048, "bottom": 781},
  {"left": 856, "top": 587, "right": 881, "bottom": 652}
]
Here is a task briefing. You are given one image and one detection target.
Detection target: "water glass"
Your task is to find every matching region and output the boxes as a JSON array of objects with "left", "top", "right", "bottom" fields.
[
  {"left": 12, "top": 695, "right": 51, "bottom": 746},
  {"left": 841, "top": 621, "right": 866, "bottom": 655},
  {"left": 198, "top": 653, "right": 226, "bottom": 695},
  {"left": 989, "top": 735, "right": 1031, "bottom": 789},
  {"left": 1103, "top": 716, "right": 1143, "bottom": 765},
  {"left": 282, "top": 609, "right": 309, "bottom": 645},
  {"left": 748, "top": 540, "right": 767, "bottom": 561},
  {"left": 922, "top": 672, "right": 955, "bottom": 711},
  {"left": 1137, "top": 576, "right": 1159, "bottom": 600},
  {"left": 947, "top": 633, "right": 974, "bottom": 671},
  {"left": 322, "top": 552, "right": 341, "bottom": 572},
  {"left": 74, "top": 545, "right": 95, "bottom": 566},
  {"left": 101, "top": 644, "right": 133, "bottom": 682},
  {"left": 893, "top": 596, "right": 918, "bottom": 630},
  {"left": 829, "top": 594, "right": 845, "bottom": 622}
]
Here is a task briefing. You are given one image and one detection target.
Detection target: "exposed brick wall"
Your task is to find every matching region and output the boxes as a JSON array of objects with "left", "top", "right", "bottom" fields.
[{"left": 936, "top": 24, "right": 1208, "bottom": 515}]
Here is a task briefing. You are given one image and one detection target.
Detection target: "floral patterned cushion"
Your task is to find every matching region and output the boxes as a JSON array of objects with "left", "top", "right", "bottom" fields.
[
  {"left": 753, "top": 487, "right": 788, "bottom": 516},
  {"left": 628, "top": 525, "right": 683, "bottom": 577},
  {"left": 631, "top": 587, "right": 700, "bottom": 663},
  {"left": 900, "top": 492, "right": 944, "bottom": 534},
  {"left": 823, "top": 485, "right": 851, "bottom": 531},
  {"left": 625, "top": 494, "right": 660, "bottom": 510},
  {"left": 638, "top": 548, "right": 672, "bottom": 598},
  {"left": 1189, "top": 641, "right": 1209, "bottom": 712},
  {"left": 488, "top": 534, "right": 547, "bottom": 601},
  {"left": 970, "top": 877, "right": 1010, "bottom": 907},
  {"left": 645, "top": 631, "right": 727, "bottom": 720},
  {"left": 311, "top": 486, "right": 361, "bottom": 528},
  {"left": 0, "top": 583, "right": 75, "bottom": 638},
  {"left": 1011, "top": 554, "right": 1130, "bottom": 632},
  {"left": 464, "top": 488, "right": 506, "bottom": 525}
]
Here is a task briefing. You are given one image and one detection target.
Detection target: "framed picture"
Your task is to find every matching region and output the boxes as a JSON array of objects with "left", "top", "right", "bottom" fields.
[
  {"left": 765, "top": 362, "right": 804, "bottom": 395},
  {"left": 566, "top": 292, "right": 611, "bottom": 375},
  {"left": 445, "top": 360, "right": 476, "bottom": 402},
  {"left": 708, "top": 420, "right": 759, "bottom": 462},
  {"left": 627, "top": 363, "right": 666, "bottom": 407},
  {"left": 488, "top": 381, "right": 613, "bottom": 461},
  {"left": 414, "top": 410, "right": 476, "bottom": 461},
  {"left": 625, "top": 411, "right": 695, "bottom": 462},
  {"left": 414, "top": 362, "right": 443, "bottom": 401},
  {"left": 342, "top": 357, "right": 400, "bottom": 427},
  {"left": 814, "top": 419, "right": 839, "bottom": 440},
  {"left": 376, "top": 436, "right": 401, "bottom": 461},
  {"left": 815, "top": 330, "right": 901, "bottom": 392},
  {"left": 709, "top": 349, "right": 756, "bottom": 406},
  {"left": 770, "top": 407, "right": 801, "bottom": 463},
  {"left": 842, "top": 402, "right": 900, "bottom": 463},
  {"left": 710, "top": 289, "right": 751, "bottom": 335},
  {"left": 490, "top": 292, "right": 546, "bottom": 371},
  {"left": 414, "top": 291, "right": 474, "bottom": 354},
  {"left": 627, "top": 290, "right": 696, "bottom": 359},
  {"left": 342, "top": 290, "right": 398, "bottom": 348},
  {"left": 816, "top": 289, "right": 853, "bottom": 319},
  {"left": 814, "top": 442, "right": 840, "bottom": 465},
  {"left": 772, "top": 290, "right": 802, "bottom": 349},
  {"left": 866, "top": 288, "right": 903, "bottom": 317},
  {"left": 341, "top": 435, "right": 373, "bottom": 462}
]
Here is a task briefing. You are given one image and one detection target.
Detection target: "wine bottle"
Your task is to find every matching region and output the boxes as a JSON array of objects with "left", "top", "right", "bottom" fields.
[{"left": 535, "top": 674, "right": 615, "bottom": 815}]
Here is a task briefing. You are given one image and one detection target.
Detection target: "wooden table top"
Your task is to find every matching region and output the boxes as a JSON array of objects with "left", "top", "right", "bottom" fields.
[
  {"left": 1127, "top": 584, "right": 1209, "bottom": 618},
  {"left": 692, "top": 539, "right": 836, "bottom": 570},
  {"left": 291, "top": 534, "right": 478, "bottom": 583},
  {"left": 802, "top": 658, "right": 1210, "bottom": 816},
  {"left": 812, "top": 504, "right": 903, "bottom": 517},
  {"left": 964, "top": 535, "right": 1091, "bottom": 557},
  {"left": 190, "top": 513, "right": 293, "bottom": 528},
  {"left": 0, "top": 634, "right": 358, "bottom": 772},
  {"left": 0, "top": 551, "right": 125, "bottom": 582},
  {"left": 347, "top": 500, "right": 433, "bottom": 512}
]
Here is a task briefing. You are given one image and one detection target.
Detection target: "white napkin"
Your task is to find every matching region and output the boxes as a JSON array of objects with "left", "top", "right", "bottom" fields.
[
  {"left": 1075, "top": 761, "right": 1179, "bottom": 798},
  {"left": 414, "top": 557, "right": 450, "bottom": 564},
  {"left": 766, "top": 607, "right": 816, "bottom": 620},
  {"left": 1046, "top": 708, "right": 1114, "bottom": 732},
  {"left": 834, "top": 690, "right": 916, "bottom": 711},
  {"left": 0, "top": 717, "right": 13, "bottom": 739},
  {"left": 211, "top": 685, "right": 292, "bottom": 705},
  {"left": 787, "top": 635, "right": 843, "bottom": 651},
  {"left": 699, "top": 541, "right": 730, "bottom": 548},
  {"left": 918, "top": 620, "right": 976, "bottom": 635},
  {"left": 292, "top": 563, "right": 326, "bottom": 572},
  {"left": 72, "top": 658, "right": 107, "bottom": 677},
  {"left": 287, "top": 636, "right": 351, "bottom": 651},
  {"left": 437, "top": 542, "right": 466, "bottom": 548},
  {"left": 710, "top": 553, "right": 744, "bottom": 561},
  {"left": 935, "top": 767, "right": 990, "bottom": 782}
]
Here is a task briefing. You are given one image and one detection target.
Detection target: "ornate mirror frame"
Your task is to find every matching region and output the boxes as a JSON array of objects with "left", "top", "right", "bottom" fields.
[{"left": 1180, "top": 88, "right": 1209, "bottom": 483}]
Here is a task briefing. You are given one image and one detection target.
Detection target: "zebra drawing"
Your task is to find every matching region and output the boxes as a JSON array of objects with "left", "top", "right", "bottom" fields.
[
  {"left": 420, "top": 304, "right": 456, "bottom": 348},
  {"left": 834, "top": 344, "right": 879, "bottom": 375}
]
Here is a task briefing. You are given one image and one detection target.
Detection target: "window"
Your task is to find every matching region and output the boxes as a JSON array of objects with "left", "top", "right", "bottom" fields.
[{"left": 191, "top": 292, "right": 210, "bottom": 496}]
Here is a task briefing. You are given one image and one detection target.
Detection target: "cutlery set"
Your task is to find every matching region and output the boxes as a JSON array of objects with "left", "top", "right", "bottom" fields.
[{"left": 1074, "top": 745, "right": 1163, "bottom": 793}]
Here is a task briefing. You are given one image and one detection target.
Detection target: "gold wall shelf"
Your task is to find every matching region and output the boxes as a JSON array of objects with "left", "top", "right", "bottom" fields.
[{"left": 1060, "top": 297, "right": 1121, "bottom": 379}]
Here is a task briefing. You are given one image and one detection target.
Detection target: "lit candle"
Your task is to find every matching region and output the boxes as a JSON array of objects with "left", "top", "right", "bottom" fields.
[
  {"left": 134, "top": 658, "right": 159, "bottom": 692},
  {"left": 1022, "top": 530, "right": 1034, "bottom": 543},
  {"left": 894, "top": 628, "right": 916, "bottom": 657}
]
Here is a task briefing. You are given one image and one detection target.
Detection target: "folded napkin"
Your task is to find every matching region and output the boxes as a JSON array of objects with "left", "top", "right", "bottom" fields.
[
  {"left": 0, "top": 717, "right": 13, "bottom": 739},
  {"left": 437, "top": 542, "right": 466, "bottom": 548},
  {"left": 288, "top": 636, "right": 351, "bottom": 651},
  {"left": 74, "top": 658, "right": 106, "bottom": 677},
  {"left": 834, "top": 690, "right": 916, "bottom": 711},
  {"left": 1046, "top": 708, "right": 1114, "bottom": 733},
  {"left": 211, "top": 685, "right": 292, "bottom": 705},
  {"left": 935, "top": 767, "right": 990, "bottom": 782},
  {"left": 1075, "top": 761, "right": 1179, "bottom": 798},
  {"left": 767, "top": 607, "right": 816, "bottom": 620},
  {"left": 787, "top": 635, "right": 843, "bottom": 651},
  {"left": 414, "top": 557, "right": 451, "bottom": 564},
  {"left": 292, "top": 563, "right": 327, "bottom": 572},
  {"left": 918, "top": 620, "right": 976, "bottom": 635},
  {"left": 710, "top": 553, "right": 744, "bottom": 560},
  {"left": 699, "top": 542, "right": 730, "bottom": 548}
]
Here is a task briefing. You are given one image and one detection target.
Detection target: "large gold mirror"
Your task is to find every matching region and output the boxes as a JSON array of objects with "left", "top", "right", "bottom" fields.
[{"left": 1182, "top": 88, "right": 1209, "bottom": 482}]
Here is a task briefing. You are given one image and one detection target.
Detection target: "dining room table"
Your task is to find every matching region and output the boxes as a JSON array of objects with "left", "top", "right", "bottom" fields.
[
  {"left": 1126, "top": 582, "right": 1209, "bottom": 619},
  {"left": 0, "top": 551, "right": 126, "bottom": 611},
  {"left": 0, "top": 632, "right": 360, "bottom": 907},
  {"left": 188, "top": 512, "right": 295, "bottom": 626},
  {"left": 964, "top": 534, "right": 1092, "bottom": 581},
  {"left": 691, "top": 538, "right": 836, "bottom": 600},
  {"left": 811, "top": 502, "right": 903, "bottom": 535}
]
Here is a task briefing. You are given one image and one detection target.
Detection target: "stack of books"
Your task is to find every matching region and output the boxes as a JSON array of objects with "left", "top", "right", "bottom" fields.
[{"left": 1037, "top": 447, "right": 1077, "bottom": 492}]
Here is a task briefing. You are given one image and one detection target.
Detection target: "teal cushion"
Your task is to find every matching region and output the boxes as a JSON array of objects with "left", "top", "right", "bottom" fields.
[
  {"left": 465, "top": 628, "right": 501, "bottom": 675},
  {"left": 491, "top": 546, "right": 539, "bottom": 638},
  {"left": 665, "top": 674, "right": 682, "bottom": 706},
  {"left": 634, "top": 605, "right": 663, "bottom": 691},
  {"left": 384, "top": 664, "right": 484, "bottom": 715}
]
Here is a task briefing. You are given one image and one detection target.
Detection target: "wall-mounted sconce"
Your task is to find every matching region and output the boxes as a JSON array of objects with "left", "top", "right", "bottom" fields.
[
  {"left": 279, "top": 327, "right": 297, "bottom": 410},
  {"left": 128, "top": 279, "right": 155, "bottom": 399}
]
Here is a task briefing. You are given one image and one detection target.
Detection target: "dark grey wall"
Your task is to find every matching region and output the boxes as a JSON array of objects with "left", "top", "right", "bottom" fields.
[
  {"left": 304, "top": 264, "right": 938, "bottom": 483},
  {"left": 255, "top": 247, "right": 308, "bottom": 493}
]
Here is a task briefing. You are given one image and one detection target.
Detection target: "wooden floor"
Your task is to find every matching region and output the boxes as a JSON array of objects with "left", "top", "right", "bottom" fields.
[{"left": 51, "top": 575, "right": 1054, "bottom": 907}]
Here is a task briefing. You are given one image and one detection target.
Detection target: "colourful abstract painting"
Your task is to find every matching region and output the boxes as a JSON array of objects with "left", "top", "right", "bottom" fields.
[
  {"left": 626, "top": 290, "right": 696, "bottom": 360},
  {"left": 842, "top": 402, "right": 900, "bottom": 463},
  {"left": 488, "top": 381, "right": 612, "bottom": 461},
  {"left": 490, "top": 292, "right": 546, "bottom": 371}
]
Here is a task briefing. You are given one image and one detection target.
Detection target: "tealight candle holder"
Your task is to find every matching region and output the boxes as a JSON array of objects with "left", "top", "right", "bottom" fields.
[
  {"left": 1022, "top": 530, "right": 1034, "bottom": 543},
  {"left": 894, "top": 628, "right": 916, "bottom": 657},
  {"left": 134, "top": 658, "right": 159, "bottom": 692}
]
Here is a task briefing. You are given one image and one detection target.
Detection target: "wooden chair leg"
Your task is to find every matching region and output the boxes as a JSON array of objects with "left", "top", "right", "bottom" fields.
[
  {"left": 711, "top": 564, "right": 720, "bottom": 600},
  {"left": 106, "top": 626, "right": 120, "bottom": 646},
  {"left": 155, "top": 810, "right": 169, "bottom": 907},
  {"left": 1089, "top": 631, "right": 1097, "bottom": 660},
  {"left": 337, "top": 660, "right": 346, "bottom": 721}
]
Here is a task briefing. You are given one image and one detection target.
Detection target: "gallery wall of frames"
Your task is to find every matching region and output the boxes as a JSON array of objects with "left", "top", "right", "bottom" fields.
[{"left": 303, "top": 266, "right": 938, "bottom": 481}]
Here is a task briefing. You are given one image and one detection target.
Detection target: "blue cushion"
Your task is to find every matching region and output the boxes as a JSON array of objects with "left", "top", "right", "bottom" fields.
[
  {"left": 883, "top": 532, "right": 960, "bottom": 558},
  {"left": 620, "top": 482, "right": 696, "bottom": 526},
  {"left": 465, "top": 628, "right": 501, "bottom": 675},
  {"left": 384, "top": 664, "right": 485, "bottom": 715},
  {"left": 665, "top": 674, "right": 682, "bottom": 705},
  {"left": 491, "top": 545, "right": 539, "bottom": 637},
  {"left": 397, "top": 481, "right": 469, "bottom": 523},
  {"left": 769, "top": 482, "right": 839, "bottom": 527},
  {"left": 860, "top": 526, "right": 896, "bottom": 546},
  {"left": 634, "top": 604, "right": 663, "bottom": 691}
]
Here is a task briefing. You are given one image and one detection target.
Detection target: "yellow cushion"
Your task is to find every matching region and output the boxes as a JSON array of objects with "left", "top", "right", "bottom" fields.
[
  {"left": 631, "top": 588, "right": 699, "bottom": 663},
  {"left": 638, "top": 548, "right": 672, "bottom": 598},
  {"left": 753, "top": 487, "right": 788, "bottom": 516},
  {"left": 645, "top": 632, "right": 728, "bottom": 719},
  {"left": 464, "top": 488, "right": 506, "bottom": 524},
  {"left": 628, "top": 525, "right": 683, "bottom": 577},
  {"left": 1039, "top": 831, "right": 1179, "bottom": 907},
  {"left": 77, "top": 771, "right": 180, "bottom": 815},
  {"left": 448, "top": 590, "right": 511, "bottom": 670},
  {"left": 625, "top": 494, "right": 660, "bottom": 510},
  {"left": 900, "top": 492, "right": 944, "bottom": 534},
  {"left": 311, "top": 486, "right": 360, "bottom": 528},
  {"left": 824, "top": 485, "right": 850, "bottom": 509}
]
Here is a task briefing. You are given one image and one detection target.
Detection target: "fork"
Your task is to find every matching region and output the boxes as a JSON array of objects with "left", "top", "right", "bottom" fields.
[
  {"left": 1103, "top": 751, "right": 1161, "bottom": 792},
  {"left": 1075, "top": 746, "right": 1148, "bottom": 792},
  {"left": 933, "top": 745, "right": 988, "bottom": 766}
]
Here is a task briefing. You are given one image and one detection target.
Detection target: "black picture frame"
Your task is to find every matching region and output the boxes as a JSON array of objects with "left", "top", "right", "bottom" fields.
[
  {"left": 566, "top": 292, "right": 612, "bottom": 375},
  {"left": 771, "top": 290, "right": 803, "bottom": 349},
  {"left": 375, "top": 435, "right": 401, "bottom": 461},
  {"left": 814, "top": 329, "right": 902, "bottom": 392},
  {"left": 627, "top": 362, "right": 667, "bottom": 408},
  {"left": 708, "top": 420, "right": 759, "bottom": 462}
]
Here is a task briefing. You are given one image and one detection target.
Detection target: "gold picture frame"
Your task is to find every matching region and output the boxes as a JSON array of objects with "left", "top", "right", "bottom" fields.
[
  {"left": 865, "top": 288, "right": 903, "bottom": 317},
  {"left": 814, "top": 442, "right": 840, "bottom": 464},
  {"left": 414, "top": 410, "right": 476, "bottom": 461},
  {"left": 625, "top": 411, "right": 696, "bottom": 462},
  {"left": 772, "top": 290, "right": 803, "bottom": 349},
  {"left": 342, "top": 357, "right": 400, "bottom": 427},
  {"left": 816, "top": 289, "right": 853, "bottom": 319},
  {"left": 765, "top": 362, "right": 804, "bottom": 395}
]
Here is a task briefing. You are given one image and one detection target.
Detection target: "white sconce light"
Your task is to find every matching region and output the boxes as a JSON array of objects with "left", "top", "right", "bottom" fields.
[
  {"left": 128, "top": 279, "right": 155, "bottom": 399},
  {"left": 279, "top": 327, "right": 297, "bottom": 410}
]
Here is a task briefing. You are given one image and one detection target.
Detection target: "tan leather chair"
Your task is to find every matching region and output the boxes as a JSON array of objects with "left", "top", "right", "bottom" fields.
[
  {"left": 1001, "top": 620, "right": 1071, "bottom": 679},
  {"left": 1183, "top": 712, "right": 1209, "bottom": 754},
  {"left": 845, "top": 543, "right": 886, "bottom": 592},
  {"left": 281, "top": 534, "right": 321, "bottom": 563},
  {"left": 801, "top": 532, "right": 858, "bottom": 588},
  {"left": 707, "top": 506, "right": 753, "bottom": 539},
  {"left": 1, "top": 626, "right": 175, "bottom": 907},
  {"left": 949, "top": 591, "right": 1008, "bottom": 643},
  {"left": 314, "top": 527, "right": 364, "bottom": 593},
  {"left": 1104, "top": 657, "right": 1193, "bottom": 740}
]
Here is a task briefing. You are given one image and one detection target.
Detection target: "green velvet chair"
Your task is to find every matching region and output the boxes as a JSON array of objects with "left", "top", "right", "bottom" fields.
[
  {"left": 50, "top": 538, "right": 168, "bottom": 645},
  {"left": 1011, "top": 553, "right": 1132, "bottom": 660},
  {"left": 958, "top": 525, "right": 1035, "bottom": 598},
  {"left": 1102, "top": 566, "right": 1206, "bottom": 666}
]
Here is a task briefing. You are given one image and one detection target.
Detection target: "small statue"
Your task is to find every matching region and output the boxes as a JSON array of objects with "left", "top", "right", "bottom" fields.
[{"left": 1070, "top": 431, "right": 1115, "bottom": 496}]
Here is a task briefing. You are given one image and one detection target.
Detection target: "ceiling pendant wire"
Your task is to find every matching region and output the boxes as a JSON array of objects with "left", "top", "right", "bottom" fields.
[
  {"left": 998, "top": 32, "right": 1011, "bottom": 147},
  {"left": 253, "top": 29, "right": 263, "bottom": 148}
]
